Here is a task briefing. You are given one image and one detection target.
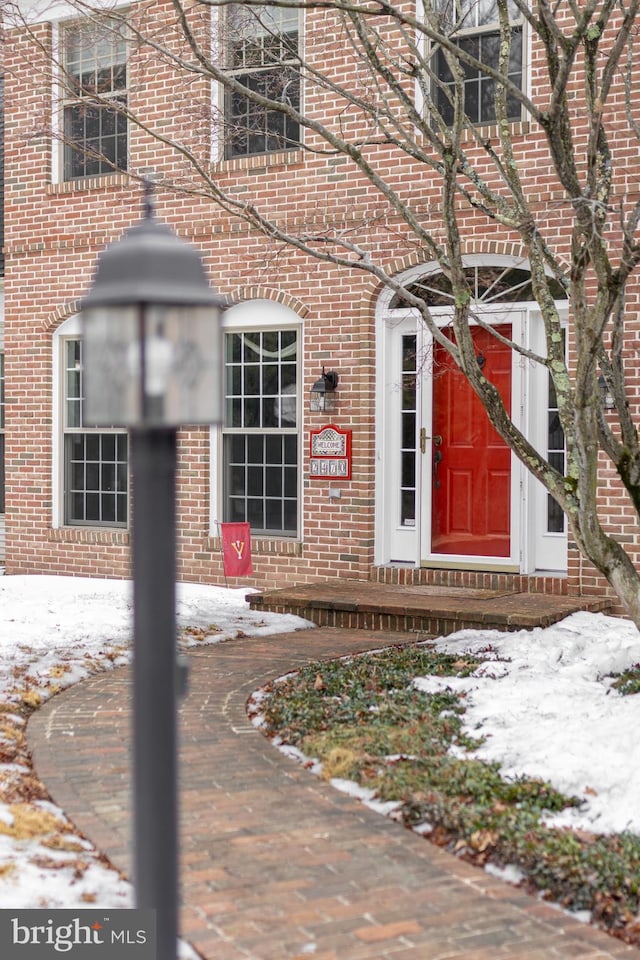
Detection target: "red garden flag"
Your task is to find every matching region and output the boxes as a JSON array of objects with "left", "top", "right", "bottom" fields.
[{"left": 220, "top": 522, "right": 253, "bottom": 577}]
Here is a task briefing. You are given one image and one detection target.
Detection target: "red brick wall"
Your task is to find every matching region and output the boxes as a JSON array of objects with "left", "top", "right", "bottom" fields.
[{"left": 3, "top": 2, "right": 639, "bottom": 603}]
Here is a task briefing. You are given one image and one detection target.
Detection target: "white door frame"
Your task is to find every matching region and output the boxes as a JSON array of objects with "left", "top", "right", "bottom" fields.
[
  {"left": 419, "top": 307, "right": 525, "bottom": 572},
  {"left": 375, "top": 273, "right": 567, "bottom": 573}
]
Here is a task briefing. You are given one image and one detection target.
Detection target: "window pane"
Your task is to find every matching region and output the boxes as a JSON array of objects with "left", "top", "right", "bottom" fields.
[
  {"left": 64, "top": 431, "right": 128, "bottom": 526},
  {"left": 262, "top": 397, "right": 278, "bottom": 428},
  {"left": 265, "top": 434, "right": 282, "bottom": 463},
  {"left": 547, "top": 495, "right": 564, "bottom": 534},
  {"left": 247, "top": 498, "right": 264, "bottom": 527},
  {"left": 63, "top": 18, "right": 128, "bottom": 180},
  {"left": 284, "top": 466, "right": 297, "bottom": 497},
  {"left": 548, "top": 412, "right": 564, "bottom": 452},
  {"left": 401, "top": 489, "right": 415, "bottom": 527},
  {"left": 0, "top": 434, "right": 4, "bottom": 514},
  {"left": 247, "top": 434, "right": 263, "bottom": 463},
  {"left": 265, "top": 466, "right": 281, "bottom": 496},
  {"left": 117, "top": 434, "right": 128, "bottom": 461},
  {"left": 284, "top": 434, "right": 297, "bottom": 464},
  {"left": 402, "top": 412, "right": 416, "bottom": 449},
  {"left": 547, "top": 352, "right": 565, "bottom": 534},
  {"left": 247, "top": 467, "right": 263, "bottom": 496},
  {"left": 433, "top": 25, "right": 522, "bottom": 125},
  {"left": 243, "top": 397, "right": 260, "bottom": 426},
  {"left": 223, "top": 328, "right": 298, "bottom": 535},
  {"left": 85, "top": 434, "right": 100, "bottom": 461},
  {"left": 116, "top": 493, "right": 128, "bottom": 524},
  {"left": 266, "top": 498, "right": 282, "bottom": 529},
  {"left": 0, "top": 353, "right": 5, "bottom": 430},
  {"left": 263, "top": 363, "right": 279, "bottom": 395},
  {"left": 223, "top": 438, "right": 297, "bottom": 533},
  {"left": 230, "top": 464, "right": 245, "bottom": 493},
  {"left": 101, "top": 433, "right": 115, "bottom": 460},
  {"left": 401, "top": 452, "right": 415, "bottom": 489},
  {"left": 225, "top": 4, "right": 300, "bottom": 160},
  {"left": 400, "top": 335, "right": 417, "bottom": 526},
  {"left": 283, "top": 498, "right": 297, "bottom": 532},
  {"left": 86, "top": 462, "right": 100, "bottom": 490},
  {"left": 224, "top": 330, "right": 298, "bottom": 430},
  {"left": 101, "top": 462, "right": 116, "bottom": 491},
  {"left": 244, "top": 365, "right": 260, "bottom": 395},
  {"left": 62, "top": 339, "right": 128, "bottom": 527}
]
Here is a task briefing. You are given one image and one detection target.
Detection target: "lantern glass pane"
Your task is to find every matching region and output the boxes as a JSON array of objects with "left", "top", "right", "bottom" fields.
[{"left": 82, "top": 304, "right": 222, "bottom": 426}]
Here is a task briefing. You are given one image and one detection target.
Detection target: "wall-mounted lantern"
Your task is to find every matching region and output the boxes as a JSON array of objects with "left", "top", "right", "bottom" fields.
[
  {"left": 310, "top": 367, "right": 339, "bottom": 413},
  {"left": 598, "top": 373, "right": 615, "bottom": 411}
]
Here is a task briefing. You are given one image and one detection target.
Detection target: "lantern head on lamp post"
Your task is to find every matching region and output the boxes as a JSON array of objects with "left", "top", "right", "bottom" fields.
[
  {"left": 81, "top": 184, "right": 225, "bottom": 960},
  {"left": 81, "top": 186, "right": 225, "bottom": 427}
]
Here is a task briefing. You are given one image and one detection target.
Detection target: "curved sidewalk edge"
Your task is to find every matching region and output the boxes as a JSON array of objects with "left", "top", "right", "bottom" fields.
[{"left": 28, "top": 628, "right": 639, "bottom": 960}]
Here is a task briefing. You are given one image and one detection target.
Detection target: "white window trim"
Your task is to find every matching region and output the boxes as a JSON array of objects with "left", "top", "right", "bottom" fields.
[
  {"left": 209, "top": 299, "right": 303, "bottom": 539},
  {"left": 415, "top": 1, "right": 530, "bottom": 127},
  {"left": 217, "top": 4, "right": 304, "bottom": 163},
  {"left": 50, "top": 8, "right": 130, "bottom": 184},
  {"left": 52, "top": 314, "right": 130, "bottom": 529},
  {"left": 51, "top": 21, "right": 62, "bottom": 184},
  {"left": 51, "top": 314, "right": 81, "bottom": 527},
  {"left": 21, "top": 1, "right": 128, "bottom": 23}
]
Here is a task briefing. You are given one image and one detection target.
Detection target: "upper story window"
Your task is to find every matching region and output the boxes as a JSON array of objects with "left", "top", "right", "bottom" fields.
[
  {"left": 224, "top": 4, "right": 300, "bottom": 159},
  {"left": 62, "top": 17, "right": 128, "bottom": 180},
  {"left": 433, "top": 0, "right": 523, "bottom": 125}
]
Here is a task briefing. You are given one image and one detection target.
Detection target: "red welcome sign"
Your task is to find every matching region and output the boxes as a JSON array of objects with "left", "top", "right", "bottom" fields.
[{"left": 309, "top": 424, "right": 352, "bottom": 480}]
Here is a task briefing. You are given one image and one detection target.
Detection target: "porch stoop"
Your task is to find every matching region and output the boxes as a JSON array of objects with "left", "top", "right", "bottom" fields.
[{"left": 248, "top": 577, "right": 611, "bottom": 636}]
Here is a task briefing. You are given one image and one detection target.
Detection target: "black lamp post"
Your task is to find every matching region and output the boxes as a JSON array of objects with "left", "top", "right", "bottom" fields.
[{"left": 81, "top": 184, "right": 225, "bottom": 960}]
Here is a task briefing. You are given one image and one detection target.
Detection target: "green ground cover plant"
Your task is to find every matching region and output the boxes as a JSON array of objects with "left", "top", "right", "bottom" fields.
[
  {"left": 609, "top": 663, "right": 640, "bottom": 696},
  {"left": 259, "top": 643, "right": 640, "bottom": 944}
]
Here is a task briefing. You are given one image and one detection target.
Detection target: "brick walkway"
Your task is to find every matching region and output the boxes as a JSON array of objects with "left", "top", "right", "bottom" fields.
[{"left": 28, "top": 628, "right": 638, "bottom": 960}]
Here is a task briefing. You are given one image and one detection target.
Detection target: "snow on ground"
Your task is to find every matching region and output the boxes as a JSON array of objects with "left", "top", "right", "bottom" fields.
[
  {"left": 0, "top": 574, "right": 639, "bottom": 916},
  {"left": 419, "top": 610, "right": 640, "bottom": 835},
  {"left": 0, "top": 575, "right": 312, "bottom": 911}
]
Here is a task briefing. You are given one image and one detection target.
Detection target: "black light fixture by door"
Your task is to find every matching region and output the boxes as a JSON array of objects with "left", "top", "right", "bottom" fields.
[
  {"left": 310, "top": 367, "right": 339, "bottom": 413},
  {"left": 598, "top": 373, "right": 615, "bottom": 410}
]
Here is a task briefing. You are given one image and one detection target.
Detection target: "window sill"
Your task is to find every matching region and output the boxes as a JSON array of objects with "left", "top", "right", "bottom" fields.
[
  {"left": 440, "top": 119, "right": 531, "bottom": 142},
  {"left": 47, "top": 173, "right": 131, "bottom": 196},
  {"left": 213, "top": 149, "right": 304, "bottom": 175},
  {"left": 48, "top": 526, "right": 130, "bottom": 546},
  {"left": 207, "top": 535, "right": 302, "bottom": 557}
]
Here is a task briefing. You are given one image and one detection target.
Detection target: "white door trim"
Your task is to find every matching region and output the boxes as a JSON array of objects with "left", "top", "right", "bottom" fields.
[{"left": 375, "top": 293, "right": 568, "bottom": 573}]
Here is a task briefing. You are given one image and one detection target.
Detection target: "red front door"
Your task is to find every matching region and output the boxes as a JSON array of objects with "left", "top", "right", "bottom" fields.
[{"left": 431, "top": 325, "right": 512, "bottom": 557}]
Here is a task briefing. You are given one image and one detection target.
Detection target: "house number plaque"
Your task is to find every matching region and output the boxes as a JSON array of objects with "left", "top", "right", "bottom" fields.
[{"left": 309, "top": 424, "right": 352, "bottom": 479}]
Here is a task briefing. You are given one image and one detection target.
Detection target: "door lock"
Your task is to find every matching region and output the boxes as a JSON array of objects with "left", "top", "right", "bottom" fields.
[{"left": 420, "top": 429, "right": 443, "bottom": 454}]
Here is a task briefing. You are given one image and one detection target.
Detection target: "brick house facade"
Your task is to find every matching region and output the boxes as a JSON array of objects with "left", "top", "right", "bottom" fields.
[{"left": 2, "top": 1, "right": 636, "bottom": 609}]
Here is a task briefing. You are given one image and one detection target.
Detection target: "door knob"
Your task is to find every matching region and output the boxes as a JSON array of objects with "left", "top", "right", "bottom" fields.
[{"left": 433, "top": 434, "right": 443, "bottom": 447}]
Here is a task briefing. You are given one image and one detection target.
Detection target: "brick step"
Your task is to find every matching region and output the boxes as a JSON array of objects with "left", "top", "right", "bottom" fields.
[{"left": 248, "top": 579, "right": 611, "bottom": 636}]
